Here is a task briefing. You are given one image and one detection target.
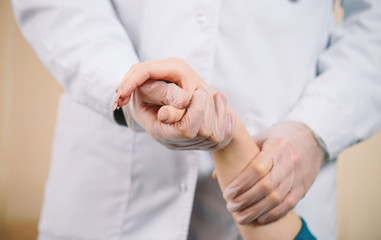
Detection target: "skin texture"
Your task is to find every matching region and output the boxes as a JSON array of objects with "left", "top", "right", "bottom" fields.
[{"left": 212, "top": 113, "right": 302, "bottom": 240}]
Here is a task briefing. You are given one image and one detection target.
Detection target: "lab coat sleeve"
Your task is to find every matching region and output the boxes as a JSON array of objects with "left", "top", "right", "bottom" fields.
[
  {"left": 11, "top": 0, "right": 139, "bottom": 123},
  {"left": 284, "top": 0, "right": 381, "bottom": 159}
]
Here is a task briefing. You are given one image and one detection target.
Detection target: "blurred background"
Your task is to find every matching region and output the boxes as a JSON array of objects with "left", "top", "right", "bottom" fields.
[{"left": 1, "top": 0, "right": 381, "bottom": 239}]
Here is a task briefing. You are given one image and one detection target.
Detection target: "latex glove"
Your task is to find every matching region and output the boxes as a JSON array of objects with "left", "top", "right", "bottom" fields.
[
  {"left": 115, "top": 58, "right": 235, "bottom": 150},
  {"left": 114, "top": 58, "right": 204, "bottom": 109},
  {"left": 223, "top": 121, "right": 324, "bottom": 224},
  {"left": 122, "top": 79, "right": 191, "bottom": 131}
]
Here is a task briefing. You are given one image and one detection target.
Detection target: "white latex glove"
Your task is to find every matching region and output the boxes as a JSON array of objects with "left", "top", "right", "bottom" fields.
[
  {"left": 222, "top": 121, "right": 324, "bottom": 224},
  {"left": 115, "top": 58, "right": 235, "bottom": 150}
]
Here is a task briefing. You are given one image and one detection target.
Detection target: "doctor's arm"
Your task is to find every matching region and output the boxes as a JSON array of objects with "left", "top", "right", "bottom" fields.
[
  {"left": 223, "top": 0, "right": 381, "bottom": 224},
  {"left": 11, "top": 0, "right": 141, "bottom": 122},
  {"left": 12, "top": 1, "right": 232, "bottom": 150}
]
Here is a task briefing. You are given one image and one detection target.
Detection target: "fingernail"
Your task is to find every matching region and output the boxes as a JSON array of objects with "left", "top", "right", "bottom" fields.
[
  {"left": 223, "top": 186, "right": 238, "bottom": 200},
  {"left": 237, "top": 214, "right": 250, "bottom": 225},
  {"left": 158, "top": 109, "right": 170, "bottom": 123},
  {"left": 226, "top": 202, "right": 240, "bottom": 212},
  {"left": 257, "top": 216, "right": 268, "bottom": 224},
  {"left": 113, "top": 102, "right": 118, "bottom": 111}
]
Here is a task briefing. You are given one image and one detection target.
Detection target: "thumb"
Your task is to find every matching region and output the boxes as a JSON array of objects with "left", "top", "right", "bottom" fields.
[
  {"left": 158, "top": 105, "right": 186, "bottom": 124},
  {"left": 137, "top": 80, "right": 191, "bottom": 108}
]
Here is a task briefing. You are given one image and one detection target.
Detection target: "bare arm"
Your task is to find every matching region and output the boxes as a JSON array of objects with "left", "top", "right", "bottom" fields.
[{"left": 212, "top": 112, "right": 301, "bottom": 240}]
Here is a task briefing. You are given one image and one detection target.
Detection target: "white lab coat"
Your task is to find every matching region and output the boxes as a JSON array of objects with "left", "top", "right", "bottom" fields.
[{"left": 12, "top": 0, "right": 381, "bottom": 239}]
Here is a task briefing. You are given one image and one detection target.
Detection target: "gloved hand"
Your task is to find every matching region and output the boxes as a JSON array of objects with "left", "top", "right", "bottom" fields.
[
  {"left": 122, "top": 79, "right": 191, "bottom": 130},
  {"left": 115, "top": 58, "right": 235, "bottom": 150},
  {"left": 114, "top": 58, "right": 205, "bottom": 109},
  {"left": 222, "top": 121, "right": 324, "bottom": 224}
]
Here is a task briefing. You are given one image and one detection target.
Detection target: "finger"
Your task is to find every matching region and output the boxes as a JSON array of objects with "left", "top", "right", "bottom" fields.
[
  {"left": 178, "top": 137, "right": 221, "bottom": 150},
  {"left": 137, "top": 80, "right": 191, "bottom": 108},
  {"left": 119, "top": 60, "right": 181, "bottom": 100},
  {"left": 113, "top": 88, "right": 129, "bottom": 111},
  {"left": 161, "top": 136, "right": 209, "bottom": 150},
  {"left": 227, "top": 135, "right": 298, "bottom": 213},
  {"left": 172, "top": 110, "right": 236, "bottom": 150},
  {"left": 208, "top": 92, "right": 228, "bottom": 143},
  {"left": 225, "top": 165, "right": 278, "bottom": 213},
  {"left": 157, "top": 88, "right": 206, "bottom": 140},
  {"left": 235, "top": 176, "right": 292, "bottom": 225},
  {"left": 212, "top": 104, "right": 237, "bottom": 150},
  {"left": 158, "top": 105, "right": 186, "bottom": 124},
  {"left": 256, "top": 186, "right": 304, "bottom": 224},
  {"left": 176, "top": 89, "right": 206, "bottom": 138},
  {"left": 117, "top": 58, "right": 201, "bottom": 106},
  {"left": 226, "top": 111, "right": 236, "bottom": 140},
  {"left": 223, "top": 150, "right": 274, "bottom": 200},
  {"left": 113, "top": 97, "right": 119, "bottom": 111},
  {"left": 197, "top": 86, "right": 215, "bottom": 137}
]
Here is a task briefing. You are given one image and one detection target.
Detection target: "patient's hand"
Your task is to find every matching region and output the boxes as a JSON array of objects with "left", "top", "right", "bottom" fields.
[{"left": 114, "top": 58, "right": 235, "bottom": 150}]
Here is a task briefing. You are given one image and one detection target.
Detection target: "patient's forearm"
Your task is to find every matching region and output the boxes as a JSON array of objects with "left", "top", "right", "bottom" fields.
[{"left": 212, "top": 115, "right": 301, "bottom": 240}]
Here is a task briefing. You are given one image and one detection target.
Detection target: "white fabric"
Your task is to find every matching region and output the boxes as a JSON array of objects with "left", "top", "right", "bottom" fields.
[{"left": 12, "top": 0, "right": 381, "bottom": 239}]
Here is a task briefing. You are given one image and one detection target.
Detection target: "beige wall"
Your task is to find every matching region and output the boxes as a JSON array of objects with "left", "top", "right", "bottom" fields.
[
  {"left": 1, "top": 0, "right": 63, "bottom": 238},
  {"left": 1, "top": 0, "right": 381, "bottom": 239}
]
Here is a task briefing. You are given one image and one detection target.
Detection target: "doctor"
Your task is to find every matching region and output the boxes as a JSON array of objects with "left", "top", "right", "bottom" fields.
[{"left": 12, "top": 1, "right": 381, "bottom": 240}]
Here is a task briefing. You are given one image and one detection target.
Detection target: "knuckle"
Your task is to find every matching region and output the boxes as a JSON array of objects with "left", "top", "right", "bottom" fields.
[
  {"left": 178, "top": 128, "right": 197, "bottom": 139},
  {"left": 269, "top": 191, "right": 282, "bottom": 205},
  {"left": 260, "top": 180, "right": 274, "bottom": 192},
  {"left": 210, "top": 134, "right": 223, "bottom": 144},
  {"left": 198, "top": 128, "right": 212, "bottom": 138},
  {"left": 292, "top": 154, "right": 301, "bottom": 165},
  {"left": 279, "top": 136, "right": 290, "bottom": 147},
  {"left": 169, "top": 57, "right": 187, "bottom": 70},
  {"left": 251, "top": 163, "right": 267, "bottom": 176},
  {"left": 269, "top": 136, "right": 288, "bottom": 150},
  {"left": 139, "top": 62, "right": 150, "bottom": 72},
  {"left": 278, "top": 137, "right": 297, "bottom": 157},
  {"left": 261, "top": 151, "right": 272, "bottom": 163}
]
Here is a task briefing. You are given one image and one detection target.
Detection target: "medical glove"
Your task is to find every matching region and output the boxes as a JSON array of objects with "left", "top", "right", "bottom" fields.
[
  {"left": 223, "top": 121, "right": 324, "bottom": 224},
  {"left": 118, "top": 58, "right": 235, "bottom": 150}
]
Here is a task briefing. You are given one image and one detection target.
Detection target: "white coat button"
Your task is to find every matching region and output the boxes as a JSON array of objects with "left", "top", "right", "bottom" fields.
[
  {"left": 179, "top": 183, "right": 187, "bottom": 192},
  {"left": 197, "top": 14, "right": 206, "bottom": 24}
]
